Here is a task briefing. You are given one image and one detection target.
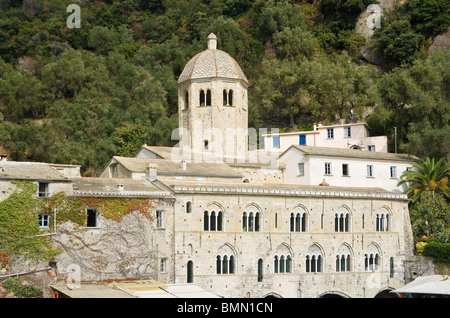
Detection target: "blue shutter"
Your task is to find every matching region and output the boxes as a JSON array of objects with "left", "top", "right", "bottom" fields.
[
  {"left": 273, "top": 136, "right": 280, "bottom": 148},
  {"left": 299, "top": 134, "right": 306, "bottom": 145}
]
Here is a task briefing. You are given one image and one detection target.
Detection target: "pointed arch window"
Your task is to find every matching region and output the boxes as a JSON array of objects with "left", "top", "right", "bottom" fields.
[
  {"left": 365, "top": 244, "right": 381, "bottom": 271},
  {"left": 290, "top": 212, "right": 307, "bottom": 232},
  {"left": 376, "top": 212, "right": 390, "bottom": 232},
  {"left": 306, "top": 244, "right": 323, "bottom": 273},
  {"left": 242, "top": 209, "right": 260, "bottom": 232},
  {"left": 274, "top": 245, "right": 292, "bottom": 273},
  {"left": 216, "top": 246, "right": 235, "bottom": 274},
  {"left": 335, "top": 212, "right": 350, "bottom": 232},
  {"left": 204, "top": 209, "right": 223, "bottom": 231}
]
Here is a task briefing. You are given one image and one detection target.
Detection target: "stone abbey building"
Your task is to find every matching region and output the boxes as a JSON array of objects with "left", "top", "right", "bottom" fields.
[{"left": 0, "top": 34, "right": 419, "bottom": 298}]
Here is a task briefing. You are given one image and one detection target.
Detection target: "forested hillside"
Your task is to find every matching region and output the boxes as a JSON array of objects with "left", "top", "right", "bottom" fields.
[{"left": 0, "top": 0, "right": 449, "bottom": 175}]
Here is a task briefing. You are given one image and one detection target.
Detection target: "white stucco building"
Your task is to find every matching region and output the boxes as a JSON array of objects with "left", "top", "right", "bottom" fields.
[
  {"left": 263, "top": 122, "right": 388, "bottom": 153},
  {"left": 279, "top": 145, "right": 419, "bottom": 193}
]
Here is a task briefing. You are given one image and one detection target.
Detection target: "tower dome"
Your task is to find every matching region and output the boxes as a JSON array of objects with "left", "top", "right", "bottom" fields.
[{"left": 178, "top": 33, "right": 248, "bottom": 84}]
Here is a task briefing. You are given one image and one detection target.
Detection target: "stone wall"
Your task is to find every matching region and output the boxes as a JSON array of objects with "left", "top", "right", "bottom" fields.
[
  {"left": 172, "top": 190, "right": 413, "bottom": 298},
  {"left": 52, "top": 199, "right": 174, "bottom": 283}
]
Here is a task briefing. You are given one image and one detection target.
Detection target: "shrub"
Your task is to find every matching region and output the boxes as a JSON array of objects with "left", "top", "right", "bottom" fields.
[
  {"left": 2, "top": 277, "right": 43, "bottom": 298},
  {"left": 423, "top": 242, "right": 450, "bottom": 263}
]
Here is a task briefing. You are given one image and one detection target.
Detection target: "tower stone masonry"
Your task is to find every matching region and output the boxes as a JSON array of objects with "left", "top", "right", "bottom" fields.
[{"left": 177, "top": 33, "right": 249, "bottom": 163}]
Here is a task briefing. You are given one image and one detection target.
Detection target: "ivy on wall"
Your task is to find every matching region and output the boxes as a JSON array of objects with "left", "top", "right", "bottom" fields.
[
  {"left": 0, "top": 181, "right": 157, "bottom": 265},
  {"left": 40, "top": 193, "right": 155, "bottom": 226},
  {"left": 0, "top": 181, "right": 57, "bottom": 262}
]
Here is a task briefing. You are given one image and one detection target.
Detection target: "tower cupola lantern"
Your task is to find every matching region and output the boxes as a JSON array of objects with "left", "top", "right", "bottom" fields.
[{"left": 207, "top": 33, "right": 217, "bottom": 50}]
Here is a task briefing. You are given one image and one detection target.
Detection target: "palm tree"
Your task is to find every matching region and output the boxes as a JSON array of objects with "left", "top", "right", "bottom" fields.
[{"left": 398, "top": 157, "right": 450, "bottom": 202}]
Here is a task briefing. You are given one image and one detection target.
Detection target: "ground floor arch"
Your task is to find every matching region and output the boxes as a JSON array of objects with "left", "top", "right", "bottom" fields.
[
  {"left": 263, "top": 292, "right": 283, "bottom": 298},
  {"left": 318, "top": 291, "right": 350, "bottom": 298},
  {"left": 374, "top": 288, "right": 399, "bottom": 298}
]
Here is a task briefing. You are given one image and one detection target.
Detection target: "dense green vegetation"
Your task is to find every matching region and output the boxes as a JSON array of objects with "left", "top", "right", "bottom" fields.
[{"left": 0, "top": 0, "right": 449, "bottom": 176}]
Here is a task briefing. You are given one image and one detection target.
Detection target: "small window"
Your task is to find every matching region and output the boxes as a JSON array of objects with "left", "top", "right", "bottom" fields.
[
  {"left": 258, "top": 259, "right": 263, "bottom": 282},
  {"left": 228, "top": 90, "right": 233, "bottom": 106},
  {"left": 327, "top": 128, "right": 334, "bottom": 139},
  {"left": 204, "top": 140, "right": 209, "bottom": 151},
  {"left": 367, "top": 145, "right": 375, "bottom": 151},
  {"left": 38, "top": 182, "right": 49, "bottom": 198},
  {"left": 390, "top": 166, "right": 397, "bottom": 178},
  {"left": 160, "top": 259, "right": 166, "bottom": 273},
  {"left": 38, "top": 213, "right": 50, "bottom": 229},
  {"left": 110, "top": 164, "right": 119, "bottom": 178},
  {"left": 200, "top": 90, "right": 205, "bottom": 106},
  {"left": 344, "top": 127, "right": 351, "bottom": 138},
  {"left": 342, "top": 164, "right": 349, "bottom": 176},
  {"left": 86, "top": 209, "right": 98, "bottom": 228},
  {"left": 223, "top": 89, "right": 227, "bottom": 105},
  {"left": 187, "top": 261, "right": 193, "bottom": 283},
  {"left": 324, "top": 162, "right": 332, "bottom": 175},
  {"left": 272, "top": 136, "right": 280, "bottom": 148},
  {"left": 298, "top": 163, "right": 304, "bottom": 176},
  {"left": 156, "top": 210, "right": 165, "bottom": 229},
  {"left": 206, "top": 89, "right": 211, "bottom": 106},
  {"left": 367, "top": 165, "right": 373, "bottom": 177},
  {"left": 186, "top": 201, "right": 192, "bottom": 213},
  {"left": 184, "top": 91, "right": 189, "bottom": 109},
  {"left": 390, "top": 257, "right": 395, "bottom": 278}
]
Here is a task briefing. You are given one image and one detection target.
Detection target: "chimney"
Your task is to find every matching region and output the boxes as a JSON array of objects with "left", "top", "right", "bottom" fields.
[
  {"left": 147, "top": 163, "right": 157, "bottom": 182},
  {"left": 180, "top": 160, "right": 187, "bottom": 171}
]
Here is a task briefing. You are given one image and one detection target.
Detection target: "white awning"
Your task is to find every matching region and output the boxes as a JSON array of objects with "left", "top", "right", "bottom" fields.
[{"left": 392, "top": 275, "right": 450, "bottom": 295}]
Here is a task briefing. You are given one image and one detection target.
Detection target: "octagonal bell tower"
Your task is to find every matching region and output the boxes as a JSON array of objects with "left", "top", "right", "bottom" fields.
[{"left": 177, "top": 33, "right": 249, "bottom": 163}]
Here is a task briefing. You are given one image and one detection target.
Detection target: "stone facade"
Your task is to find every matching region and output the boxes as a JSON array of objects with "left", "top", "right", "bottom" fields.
[{"left": 167, "top": 180, "right": 414, "bottom": 298}]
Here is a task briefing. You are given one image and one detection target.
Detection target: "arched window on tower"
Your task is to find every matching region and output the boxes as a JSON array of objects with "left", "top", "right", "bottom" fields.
[
  {"left": 206, "top": 89, "right": 211, "bottom": 106},
  {"left": 228, "top": 89, "right": 233, "bottom": 106},
  {"left": 185, "top": 91, "right": 189, "bottom": 109},
  {"left": 223, "top": 89, "right": 227, "bottom": 106},
  {"left": 200, "top": 90, "right": 205, "bottom": 106}
]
